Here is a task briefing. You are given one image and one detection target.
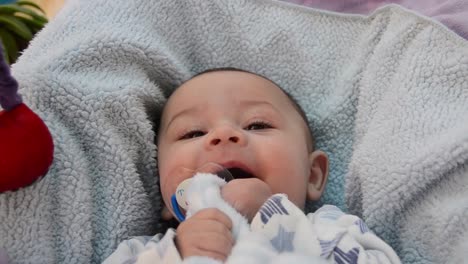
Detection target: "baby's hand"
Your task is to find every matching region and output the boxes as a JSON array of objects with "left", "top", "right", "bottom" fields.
[
  {"left": 176, "top": 208, "right": 234, "bottom": 261},
  {"left": 221, "top": 178, "right": 272, "bottom": 222}
]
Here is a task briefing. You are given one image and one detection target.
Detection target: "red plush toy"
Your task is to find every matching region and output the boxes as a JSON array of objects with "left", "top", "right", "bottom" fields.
[{"left": 0, "top": 46, "right": 54, "bottom": 193}]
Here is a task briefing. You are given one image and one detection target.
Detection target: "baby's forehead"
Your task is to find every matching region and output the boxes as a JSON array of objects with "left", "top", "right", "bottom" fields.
[
  {"left": 163, "top": 70, "right": 292, "bottom": 113},
  {"left": 158, "top": 70, "right": 313, "bottom": 149}
]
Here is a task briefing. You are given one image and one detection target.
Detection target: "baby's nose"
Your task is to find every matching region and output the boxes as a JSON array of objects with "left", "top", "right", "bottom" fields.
[
  {"left": 206, "top": 125, "right": 246, "bottom": 147},
  {"left": 210, "top": 136, "right": 238, "bottom": 145}
]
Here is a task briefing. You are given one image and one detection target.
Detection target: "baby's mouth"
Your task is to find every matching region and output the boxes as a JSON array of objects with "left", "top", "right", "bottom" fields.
[
  {"left": 226, "top": 167, "right": 255, "bottom": 179},
  {"left": 171, "top": 164, "right": 256, "bottom": 222}
]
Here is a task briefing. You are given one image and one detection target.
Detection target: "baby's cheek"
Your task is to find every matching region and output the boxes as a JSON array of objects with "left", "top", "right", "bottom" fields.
[
  {"left": 158, "top": 169, "right": 175, "bottom": 208},
  {"left": 221, "top": 179, "right": 272, "bottom": 221}
]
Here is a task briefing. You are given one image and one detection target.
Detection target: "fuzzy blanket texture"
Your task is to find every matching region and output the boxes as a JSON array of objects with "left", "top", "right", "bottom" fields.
[{"left": 1, "top": 0, "right": 467, "bottom": 263}]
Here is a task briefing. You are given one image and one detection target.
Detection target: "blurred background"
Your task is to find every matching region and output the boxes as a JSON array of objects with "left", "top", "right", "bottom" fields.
[
  {"left": 0, "top": 0, "right": 65, "bottom": 64},
  {"left": 0, "top": 0, "right": 64, "bottom": 18}
]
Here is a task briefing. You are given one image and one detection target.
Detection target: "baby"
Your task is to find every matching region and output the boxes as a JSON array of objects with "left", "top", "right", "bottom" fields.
[{"left": 104, "top": 69, "right": 400, "bottom": 263}]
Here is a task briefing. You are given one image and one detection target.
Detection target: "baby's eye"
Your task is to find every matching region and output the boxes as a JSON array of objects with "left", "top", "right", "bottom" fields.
[
  {"left": 179, "top": 130, "right": 205, "bottom": 140},
  {"left": 245, "top": 121, "right": 273, "bottom": 131}
]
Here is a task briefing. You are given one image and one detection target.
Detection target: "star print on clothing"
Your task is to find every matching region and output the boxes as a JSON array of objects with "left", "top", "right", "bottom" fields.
[
  {"left": 334, "top": 247, "right": 359, "bottom": 264},
  {"left": 259, "top": 195, "right": 289, "bottom": 224},
  {"left": 319, "top": 232, "right": 346, "bottom": 258},
  {"left": 270, "top": 225, "right": 295, "bottom": 252}
]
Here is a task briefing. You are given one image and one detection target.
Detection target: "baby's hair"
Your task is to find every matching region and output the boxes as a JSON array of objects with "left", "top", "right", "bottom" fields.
[{"left": 194, "top": 67, "right": 315, "bottom": 151}]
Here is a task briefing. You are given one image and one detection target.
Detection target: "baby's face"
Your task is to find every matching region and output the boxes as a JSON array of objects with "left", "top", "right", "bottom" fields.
[{"left": 157, "top": 70, "right": 326, "bottom": 218}]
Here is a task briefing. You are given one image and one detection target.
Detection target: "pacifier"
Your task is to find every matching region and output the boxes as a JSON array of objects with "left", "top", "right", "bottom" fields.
[{"left": 170, "top": 163, "right": 233, "bottom": 222}]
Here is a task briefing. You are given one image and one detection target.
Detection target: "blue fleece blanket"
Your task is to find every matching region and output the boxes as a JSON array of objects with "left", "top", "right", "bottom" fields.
[{"left": 1, "top": 0, "right": 467, "bottom": 263}]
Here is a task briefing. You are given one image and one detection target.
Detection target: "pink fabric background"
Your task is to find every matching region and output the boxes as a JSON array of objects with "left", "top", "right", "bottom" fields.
[{"left": 284, "top": 0, "right": 468, "bottom": 40}]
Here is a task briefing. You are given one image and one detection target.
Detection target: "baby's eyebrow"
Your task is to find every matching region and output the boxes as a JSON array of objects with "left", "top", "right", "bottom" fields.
[
  {"left": 165, "top": 105, "right": 199, "bottom": 133},
  {"left": 240, "top": 100, "right": 281, "bottom": 114}
]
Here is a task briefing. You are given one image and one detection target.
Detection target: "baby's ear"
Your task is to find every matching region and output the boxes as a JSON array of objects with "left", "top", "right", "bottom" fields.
[
  {"left": 161, "top": 205, "right": 174, "bottom": 221},
  {"left": 307, "top": 150, "right": 329, "bottom": 201}
]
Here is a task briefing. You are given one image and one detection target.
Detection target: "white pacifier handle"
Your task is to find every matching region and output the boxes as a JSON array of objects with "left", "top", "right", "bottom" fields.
[
  {"left": 171, "top": 163, "right": 233, "bottom": 222},
  {"left": 175, "top": 178, "right": 192, "bottom": 211}
]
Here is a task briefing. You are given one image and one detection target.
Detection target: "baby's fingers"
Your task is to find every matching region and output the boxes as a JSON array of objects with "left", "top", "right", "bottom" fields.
[
  {"left": 191, "top": 232, "right": 234, "bottom": 261},
  {"left": 176, "top": 208, "right": 235, "bottom": 261},
  {"left": 194, "top": 208, "right": 233, "bottom": 230}
]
